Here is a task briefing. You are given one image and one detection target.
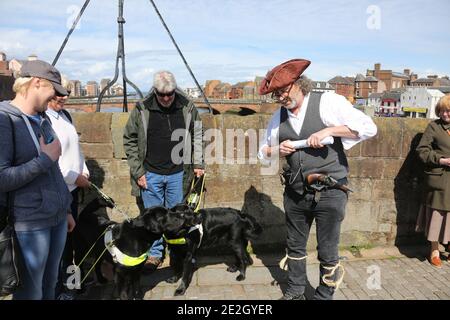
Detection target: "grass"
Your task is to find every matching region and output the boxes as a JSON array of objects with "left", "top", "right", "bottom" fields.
[{"left": 340, "top": 244, "right": 375, "bottom": 258}]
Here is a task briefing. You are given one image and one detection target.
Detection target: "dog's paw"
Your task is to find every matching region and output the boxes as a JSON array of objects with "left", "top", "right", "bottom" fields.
[
  {"left": 236, "top": 274, "right": 246, "bottom": 281},
  {"left": 174, "top": 287, "right": 186, "bottom": 296},
  {"left": 247, "top": 257, "right": 254, "bottom": 265},
  {"left": 166, "top": 276, "right": 179, "bottom": 284},
  {"left": 227, "top": 265, "right": 238, "bottom": 273}
]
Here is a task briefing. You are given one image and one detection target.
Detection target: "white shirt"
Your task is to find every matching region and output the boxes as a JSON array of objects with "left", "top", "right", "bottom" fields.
[
  {"left": 258, "top": 91, "right": 377, "bottom": 160},
  {"left": 46, "top": 108, "right": 89, "bottom": 192}
]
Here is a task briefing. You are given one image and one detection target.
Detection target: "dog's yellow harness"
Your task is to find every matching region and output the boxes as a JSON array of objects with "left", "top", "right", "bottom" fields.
[{"left": 104, "top": 226, "right": 148, "bottom": 267}]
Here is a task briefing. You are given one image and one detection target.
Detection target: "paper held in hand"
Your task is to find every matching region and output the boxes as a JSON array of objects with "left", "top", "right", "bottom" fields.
[{"left": 290, "top": 136, "right": 334, "bottom": 149}]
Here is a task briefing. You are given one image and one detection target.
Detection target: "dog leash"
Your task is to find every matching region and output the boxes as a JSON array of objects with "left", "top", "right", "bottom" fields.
[
  {"left": 185, "top": 173, "right": 206, "bottom": 213},
  {"left": 163, "top": 174, "right": 206, "bottom": 246},
  {"left": 73, "top": 228, "right": 109, "bottom": 285},
  {"left": 90, "top": 183, "right": 131, "bottom": 222}
]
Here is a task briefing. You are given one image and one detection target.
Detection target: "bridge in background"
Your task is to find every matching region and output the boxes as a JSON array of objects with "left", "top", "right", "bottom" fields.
[{"left": 64, "top": 96, "right": 279, "bottom": 114}]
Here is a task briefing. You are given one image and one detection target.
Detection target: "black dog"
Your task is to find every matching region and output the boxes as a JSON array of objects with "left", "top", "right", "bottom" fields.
[
  {"left": 73, "top": 198, "right": 179, "bottom": 300},
  {"left": 164, "top": 204, "right": 262, "bottom": 296}
]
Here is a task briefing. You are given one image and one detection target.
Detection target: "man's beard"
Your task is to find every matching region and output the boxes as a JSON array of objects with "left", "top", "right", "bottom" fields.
[{"left": 283, "top": 98, "right": 297, "bottom": 109}]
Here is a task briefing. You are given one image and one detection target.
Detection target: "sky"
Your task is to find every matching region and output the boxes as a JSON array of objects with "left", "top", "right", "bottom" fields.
[{"left": 1, "top": 0, "right": 449, "bottom": 91}]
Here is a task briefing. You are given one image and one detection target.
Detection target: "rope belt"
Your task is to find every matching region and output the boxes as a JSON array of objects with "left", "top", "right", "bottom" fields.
[{"left": 279, "top": 254, "right": 308, "bottom": 271}]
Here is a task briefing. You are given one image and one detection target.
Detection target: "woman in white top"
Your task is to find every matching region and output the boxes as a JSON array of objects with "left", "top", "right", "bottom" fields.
[{"left": 45, "top": 83, "right": 90, "bottom": 299}]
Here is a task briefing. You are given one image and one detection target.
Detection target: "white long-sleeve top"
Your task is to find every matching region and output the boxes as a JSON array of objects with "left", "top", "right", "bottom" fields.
[
  {"left": 258, "top": 91, "right": 378, "bottom": 161},
  {"left": 46, "top": 108, "right": 89, "bottom": 192}
]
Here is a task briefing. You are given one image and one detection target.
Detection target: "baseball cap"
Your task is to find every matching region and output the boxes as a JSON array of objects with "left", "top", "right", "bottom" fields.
[
  {"left": 19, "top": 60, "right": 68, "bottom": 96},
  {"left": 258, "top": 59, "right": 311, "bottom": 95}
]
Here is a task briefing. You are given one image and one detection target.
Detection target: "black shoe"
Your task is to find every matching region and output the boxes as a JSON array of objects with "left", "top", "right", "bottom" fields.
[{"left": 279, "top": 292, "right": 306, "bottom": 300}]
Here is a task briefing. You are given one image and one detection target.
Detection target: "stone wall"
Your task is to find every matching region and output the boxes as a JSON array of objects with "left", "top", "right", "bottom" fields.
[{"left": 72, "top": 113, "right": 430, "bottom": 251}]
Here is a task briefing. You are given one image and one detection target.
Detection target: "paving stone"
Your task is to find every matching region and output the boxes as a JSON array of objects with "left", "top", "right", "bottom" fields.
[{"left": 68, "top": 251, "right": 450, "bottom": 300}]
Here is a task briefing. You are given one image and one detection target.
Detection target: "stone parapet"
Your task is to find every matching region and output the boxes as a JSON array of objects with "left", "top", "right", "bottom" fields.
[{"left": 73, "top": 112, "right": 429, "bottom": 250}]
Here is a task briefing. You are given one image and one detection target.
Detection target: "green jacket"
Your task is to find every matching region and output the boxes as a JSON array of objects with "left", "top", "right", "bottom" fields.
[
  {"left": 416, "top": 119, "right": 450, "bottom": 210},
  {"left": 123, "top": 89, "right": 204, "bottom": 197}
]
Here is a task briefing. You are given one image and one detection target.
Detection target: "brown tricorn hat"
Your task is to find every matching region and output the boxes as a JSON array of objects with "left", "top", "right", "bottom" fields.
[{"left": 258, "top": 59, "right": 311, "bottom": 95}]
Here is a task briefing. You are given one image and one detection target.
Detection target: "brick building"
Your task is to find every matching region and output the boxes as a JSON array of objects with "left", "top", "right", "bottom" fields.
[
  {"left": 212, "top": 83, "right": 231, "bottom": 99},
  {"left": 230, "top": 81, "right": 254, "bottom": 99},
  {"left": 86, "top": 81, "right": 99, "bottom": 97},
  {"left": 328, "top": 76, "right": 355, "bottom": 101},
  {"left": 204, "top": 80, "right": 221, "bottom": 98},
  {"left": 354, "top": 74, "right": 379, "bottom": 99},
  {"left": 366, "top": 63, "right": 416, "bottom": 92},
  {"left": 411, "top": 75, "right": 450, "bottom": 88},
  {"left": 68, "top": 80, "right": 82, "bottom": 97}
]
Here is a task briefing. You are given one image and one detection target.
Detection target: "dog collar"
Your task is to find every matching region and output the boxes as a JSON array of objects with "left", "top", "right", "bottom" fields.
[
  {"left": 164, "top": 223, "right": 203, "bottom": 248},
  {"left": 104, "top": 226, "right": 148, "bottom": 267}
]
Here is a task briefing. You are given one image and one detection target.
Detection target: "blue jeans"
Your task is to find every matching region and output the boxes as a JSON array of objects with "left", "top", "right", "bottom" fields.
[
  {"left": 13, "top": 219, "right": 67, "bottom": 300},
  {"left": 141, "top": 170, "right": 184, "bottom": 258}
]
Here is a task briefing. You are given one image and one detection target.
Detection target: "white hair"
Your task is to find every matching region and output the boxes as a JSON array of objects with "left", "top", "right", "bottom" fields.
[{"left": 153, "top": 70, "right": 177, "bottom": 93}]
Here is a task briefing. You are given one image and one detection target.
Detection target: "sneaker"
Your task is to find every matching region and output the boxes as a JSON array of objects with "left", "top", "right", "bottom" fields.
[{"left": 279, "top": 292, "right": 306, "bottom": 300}]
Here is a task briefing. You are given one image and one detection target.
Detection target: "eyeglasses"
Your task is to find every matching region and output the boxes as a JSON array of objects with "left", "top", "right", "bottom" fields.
[
  {"left": 271, "top": 83, "right": 293, "bottom": 101},
  {"left": 155, "top": 90, "right": 175, "bottom": 98}
]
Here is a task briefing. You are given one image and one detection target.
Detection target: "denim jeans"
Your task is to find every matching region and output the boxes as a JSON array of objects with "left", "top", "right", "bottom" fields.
[
  {"left": 283, "top": 187, "right": 347, "bottom": 300},
  {"left": 141, "top": 170, "right": 184, "bottom": 258},
  {"left": 13, "top": 219, "right": 67, "bottom": 300}
]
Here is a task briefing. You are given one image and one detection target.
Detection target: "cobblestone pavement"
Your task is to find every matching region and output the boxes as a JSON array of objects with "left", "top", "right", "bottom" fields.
[
  {"left": 75, "top": 245, "right": 450, "bottom": 300},
  {"left": 3, "top": 245, "right": 449, "bottom": 300}
]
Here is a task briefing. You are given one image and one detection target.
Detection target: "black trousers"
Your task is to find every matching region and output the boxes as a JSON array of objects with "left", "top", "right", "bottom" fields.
[{"left": 284, "top": 187, "right": 347, "bottom": 300}]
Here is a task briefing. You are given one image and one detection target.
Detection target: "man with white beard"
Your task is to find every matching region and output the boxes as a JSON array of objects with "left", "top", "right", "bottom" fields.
[{"left": 258, "top": 59, "right": 377, "bottom": 300}]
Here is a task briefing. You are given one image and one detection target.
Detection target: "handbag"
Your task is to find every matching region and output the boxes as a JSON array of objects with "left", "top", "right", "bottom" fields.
[
  {"left": 0, "top": 111, "right": 22, "bottom": 296},
  {"left": 0, "top": 223, "right": 22, "bottom": 296}
]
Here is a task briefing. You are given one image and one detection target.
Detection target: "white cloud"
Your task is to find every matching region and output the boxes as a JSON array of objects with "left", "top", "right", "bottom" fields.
[{"left": 0, "top": 0, "right": 449, "bottom": 89}]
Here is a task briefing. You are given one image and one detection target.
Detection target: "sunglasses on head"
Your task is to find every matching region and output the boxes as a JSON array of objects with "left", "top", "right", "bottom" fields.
[{"left": 155, "top": 90, "right": 175, "bottom": 98}]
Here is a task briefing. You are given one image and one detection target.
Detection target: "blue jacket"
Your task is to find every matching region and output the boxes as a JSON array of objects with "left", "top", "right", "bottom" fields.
[{"left": 0, "top": 101, "right": 72, "bottom": 232}]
